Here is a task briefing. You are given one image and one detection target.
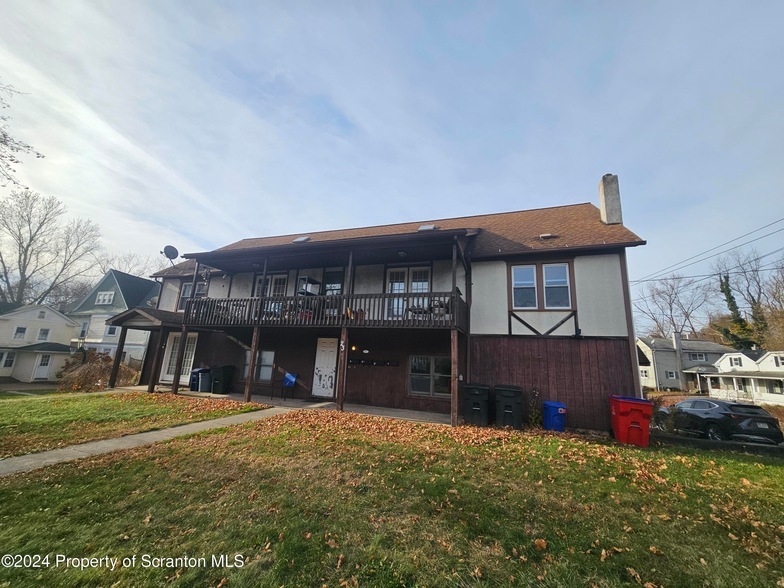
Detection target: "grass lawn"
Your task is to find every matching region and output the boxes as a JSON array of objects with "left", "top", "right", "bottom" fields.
[
  {"left": 0, "top": 411, "right": 782, "bottom": 587},
  {"left": 0, "top": 392, "right": 266, "bottom": 458},
  {"left": 0, "top": 389, "right": 61, "bottom": 400}
]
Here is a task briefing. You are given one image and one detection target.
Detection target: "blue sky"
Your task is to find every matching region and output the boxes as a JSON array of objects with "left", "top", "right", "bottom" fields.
[{"left": 1, "top": 1, "right": 783, "bottom": 300}]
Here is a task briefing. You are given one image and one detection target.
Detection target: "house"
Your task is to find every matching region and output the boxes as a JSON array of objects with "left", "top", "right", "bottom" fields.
[
  {"left": 703, "top": 350, "right": 784, "bottom": 406},
  {"left": 0, "top": 303, "right": 79, "bottom": 382},
  {"left": 67, "top": 269, "right": 159, "bottom": 367},
  {"left": 636, "top": 335, "right": 736, "bottom": 392},
  {"left": 107, "top": 174, "right": 645, "bottom": 431}
]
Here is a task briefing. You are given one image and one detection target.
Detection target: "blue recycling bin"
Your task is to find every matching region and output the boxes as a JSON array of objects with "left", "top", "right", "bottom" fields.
[{"left": 543, "top": 401, "right": 567, "bottom": 431}]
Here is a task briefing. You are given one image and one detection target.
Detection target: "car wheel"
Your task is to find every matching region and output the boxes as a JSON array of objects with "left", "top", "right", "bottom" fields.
[
  {"left": 652, "top": 415, "right": 671, "bottom": 433},
  {"left": 706, "top": 424, "right": 725, "bottom": 441}
]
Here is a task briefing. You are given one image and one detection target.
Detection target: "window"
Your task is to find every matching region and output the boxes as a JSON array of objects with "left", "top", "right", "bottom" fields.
[
  {"left": 640, "top": 368, "right": 650, "bottom": 378},
  {"left": 178, "top": 281, "right": 207, "bottom": 311},
  {"left": 105, "top": 325, "right": 118, "bottom": 337},
  {"left": 3, "top": 352, "right": 15, "bottom": 368},
  {"left": 255, "top": 274, "right": 288, "bottom": 298},
  {"left": 13, "top": 327, "right": 26, "bottom": 340},
  {"left": 386, "top": 267, "right": 431, "bottom": 318},
  {"left": 689, "top": 353, "right": 706, "bottom": 362},
  {"left": 666, "top": 370, "right": 677, "bottom": 380},
  {"left": 95, "top": 291, "right": 114, "bottom": 305},
  {"left": 409, "top": 355, "right": 451, "bottom": 397},
  {"left": 37, "top": 328, "right": 50, "bottom": 341},
  {"left": 774, "top": 355, "right": 784, "bottom": 368},
  {"left": 243, "top": 349, "right": 275, "bottom": 381},
  {"left": 37, "top": 310, "right": 46, "bottom": 319},
  {"left": 322, "top": 270, "right": 344, "bottom": 296},
  {"left": 511, "top": 266, "right": 537, "bottom": 309},
  {"left": 79, "top": 321, "right": 89, "bottom": 338},
  {"left": 543, "top": 264, "right": 571, "bottom": 309},
  {"left": 730, "top": 357, "right": 743, "bottom": 367}
]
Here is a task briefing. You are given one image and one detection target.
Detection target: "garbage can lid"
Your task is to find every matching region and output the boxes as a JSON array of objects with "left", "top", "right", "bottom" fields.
[
  {"left": 609, "top": 395, "right": 652, "bottom": 405},
  {"left": 543, "top": 401, "right": 566, "bottom": 408}
]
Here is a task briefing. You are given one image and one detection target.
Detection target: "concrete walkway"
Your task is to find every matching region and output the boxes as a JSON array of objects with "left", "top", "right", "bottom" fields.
[{"left": 0, "top": 406, "right": 292, "bottom": 478}]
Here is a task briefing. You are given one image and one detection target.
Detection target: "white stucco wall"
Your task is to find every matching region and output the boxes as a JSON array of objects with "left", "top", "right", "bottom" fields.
[
  {"left": 573, "top": 254, "right": 628, "bottom": 337},
  {"left": 158, "top": 279, "right": 182, "bottom": 312},
  {"left": 229, "top": 273, "right": 254, "bottom": 298},
  {"left": 353, "top": 265, "right": 384, "bottom": 294},
  {"left": 207, "top": 275, "right": 231, "bottom": 299},
  {"left": 470, "top": 261, "right": 509, "bottom": 334}
]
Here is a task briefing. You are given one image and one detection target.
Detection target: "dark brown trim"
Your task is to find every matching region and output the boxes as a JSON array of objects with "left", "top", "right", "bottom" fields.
[
  {"left": 450, "top": 329, "right": 458, "bottom": 427},
  {"left": 108, "top": 326, "right": 128, "bottom": 388},
  {"left": 510, "top": 312, "right": 542, "bottom": 335},
  {"left": 148, "top": 328, "right": 168, "bottom": 393},
  {"left": 543, "top": 311, "right": 577, "bottom": 336},
  {"left": 507, "top": 259, "right": 576, "bottom": 312},
  {"left": 244, "top": 326, "right": 260, "bottom": 402},
  {"left": 619, "top": 249, "right": 642, "bottom": 397},
  {"left": 337, "top": 327, "right": 349, "bottom": 410},
  {"left": 171, "top": 325, "right": 189, "bottom": 393}
]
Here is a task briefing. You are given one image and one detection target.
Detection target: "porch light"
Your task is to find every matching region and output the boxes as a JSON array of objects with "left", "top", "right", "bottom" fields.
[
  {"left": 397, "top": 251, "right": 407, "bottom": 258},
  {"left": 351, "top": 345, "right": 357, "bottom": 351},
  {"left": 362, "top": 349, "right": 369, "bottom": 354}
]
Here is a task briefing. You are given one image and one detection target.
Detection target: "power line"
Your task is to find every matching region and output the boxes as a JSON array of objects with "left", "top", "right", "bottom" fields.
[
  {"left": 632, "top": 216, "right": 784, "bottom": 282},
  {"left": 631, "top": 260, "right": 784, "bottom": 285}
]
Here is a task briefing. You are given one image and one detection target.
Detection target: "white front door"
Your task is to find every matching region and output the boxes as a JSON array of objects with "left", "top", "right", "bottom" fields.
[
  {"left": 161, "top": 333, "right": 198, "bottom": 385},
  {"left": 312, "top": 338, "right": 338, "bottom": 398},
  {"left": 34, "top": 354, "right": 52, "bottom": 380}
]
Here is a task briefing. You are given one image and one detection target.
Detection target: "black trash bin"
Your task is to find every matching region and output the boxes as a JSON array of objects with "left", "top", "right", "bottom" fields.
[
  {"left": 462, "top": 383, "right": 492, "bottom": 426},
  {"left": 210, "top": 365, "right": 236, "bottom": 394},
  {"left": 494, "top": 384, "right": 525, "bottom": 429},
  {"left": 190, "top": 368, "right": 210, "bottom": 391},
  {"left": 197, "top": 369, "right": 212, "bottom": 392}
]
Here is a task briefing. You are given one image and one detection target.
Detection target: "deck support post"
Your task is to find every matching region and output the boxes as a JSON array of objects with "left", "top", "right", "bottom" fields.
[
  {"left": 451, "top": 328, "right": 459, "bottom": 427},
  {"left": 336, "top": 326, "right": 349, "bottom": 411},
  {"left": 244, "top": 326, "right": 260, "bottom": 402},
  {"left": 171, "top": 326, "right": 189, "bottom": 394},
  {"left": 108, "top": 326, "right": 128, "bottom": 388},
  {"left": 147, "top": 328, "right": 167, "bottom": 393}
]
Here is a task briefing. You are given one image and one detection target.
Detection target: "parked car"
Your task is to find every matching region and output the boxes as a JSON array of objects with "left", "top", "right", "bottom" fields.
[{"left": 653, "top": 399, "right": 783, "bottom": 445}]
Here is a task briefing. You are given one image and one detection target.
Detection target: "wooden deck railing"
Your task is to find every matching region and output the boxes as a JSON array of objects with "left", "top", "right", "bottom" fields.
[{"left": 184, "top": 292, "right": 467, "bottom": 331}]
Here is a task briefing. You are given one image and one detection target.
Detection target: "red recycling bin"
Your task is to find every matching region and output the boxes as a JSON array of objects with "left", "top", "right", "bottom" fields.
[{"left": 609, "top": 395, "right": 654, "bottom": 448}]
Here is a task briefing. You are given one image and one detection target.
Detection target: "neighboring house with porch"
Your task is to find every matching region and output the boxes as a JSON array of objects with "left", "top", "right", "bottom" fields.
[
  {"left": 636, "top": 335, "right": 735, "bottom": 392},
  {"left": 68, "top": 270, "right": 159, "bottom": 366},
  {"left": 107, "top": 174, "right": 645, "bottom": 431},
  {"left": 704, "top": 350, "right": 784, "bottom": 406},
  {"left": 0, "top": 303, "right": 79, "bottom": 382}
]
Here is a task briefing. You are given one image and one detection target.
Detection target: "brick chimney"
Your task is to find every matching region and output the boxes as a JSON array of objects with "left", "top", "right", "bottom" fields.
[{"left": 599, "top": 173, "right": 623, "bottom": 225}]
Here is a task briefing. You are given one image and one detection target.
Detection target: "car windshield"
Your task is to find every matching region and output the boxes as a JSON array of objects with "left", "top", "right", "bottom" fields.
[{"left": 729, "top": 404, "right": 770, "bottom": 416}]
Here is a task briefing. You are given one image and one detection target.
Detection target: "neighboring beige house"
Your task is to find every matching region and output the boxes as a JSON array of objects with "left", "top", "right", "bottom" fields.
[
  {"left": 108, "top": 174, "right": 645, "bottom": 432},
  {"left": 704, "top": 350, "right": 784, "bottom": 406},
  {"left": 0, "top": 303, "right": 79, "bottom": 382},
  {"left": 636, "top": 335, "right": 735, "bottom": 392}
]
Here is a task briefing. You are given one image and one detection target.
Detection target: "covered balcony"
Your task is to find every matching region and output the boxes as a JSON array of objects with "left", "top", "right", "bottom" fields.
[{"left": 184, "top": 290, "right": 468, "bottom": 331}]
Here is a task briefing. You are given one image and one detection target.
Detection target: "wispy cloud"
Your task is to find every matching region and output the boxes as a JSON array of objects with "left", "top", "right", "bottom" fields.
[{"left": 1, "top": 0, "right": 782, "bottom": 285}]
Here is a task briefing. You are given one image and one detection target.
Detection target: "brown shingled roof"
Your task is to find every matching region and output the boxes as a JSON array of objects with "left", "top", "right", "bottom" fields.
[{"left": 207, "top": 202, "right": 643, "bottom": 259}]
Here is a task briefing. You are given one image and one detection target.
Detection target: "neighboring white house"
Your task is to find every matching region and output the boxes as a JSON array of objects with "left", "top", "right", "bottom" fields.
[
  {"left": 0, "top": 304, "right": 79, "bottom": 382},
  {"left": 67, "top": 269, "right": 160, "bottom": 366},
  {"left": 704, "top": 350, "right": 784, "bottom": 406},
  {"left": 636, "top": 335, "right": 735, "bottom": 392}
]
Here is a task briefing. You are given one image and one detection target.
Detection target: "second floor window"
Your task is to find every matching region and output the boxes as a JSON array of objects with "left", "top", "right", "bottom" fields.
[
  {"left": 96, "top": 291, "right": 114, "bottom": 305},
  {"left": 666, "top": 370, "right": 677, "bottom": 380},
  {"left": 689, "top": 353, "right": 706, "bottom": 362},
  {"left": 543, "top": 264, "right": 571, "bottom": 309},
  {"left": 178, "top": 281, "right": 207, "bottom": 311},
  {"left": 13, "top": 327, "right": 26, "bottom": 340},
  {"left": 37, "top": 328, "right": 50, "bottom": 341},
  {"left": 730, "top": 357, "right": 743, "bottom": 367},
  {"left": 640, "top": 368, "right": 649, "bottom": 378},
  {"left": 512, "top": 266, "right": 536, "bottom": 309}
]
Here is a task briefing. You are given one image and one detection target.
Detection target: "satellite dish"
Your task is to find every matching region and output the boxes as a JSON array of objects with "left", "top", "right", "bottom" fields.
[
  {"left": 161, "top": 245, "right": 179, "bottom": 266},
  {"left": 162, "top": 245, "right": 179, "bottom": 260}
]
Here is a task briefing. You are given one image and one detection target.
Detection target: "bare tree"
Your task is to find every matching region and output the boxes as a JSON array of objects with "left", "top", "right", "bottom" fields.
[
  {"left": 634, "top": 274, "right": 716, "bottom": 337},
  {"left": 0, "top": 189, "right": 101, "bottom": 306},
  {"left": 93, "top": 251, "right": 169, "bottom": 278},
  {"left": 1, "top": 81, "right": 43, "bottom": 186}
]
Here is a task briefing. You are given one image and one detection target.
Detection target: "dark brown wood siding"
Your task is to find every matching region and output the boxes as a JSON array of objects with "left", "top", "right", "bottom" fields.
[
  {"left": 470, "top": 336, "right": 635, "bottom": 431},
  {"left": 344, "top": 330, "right": 452, "bottom": 413}
]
